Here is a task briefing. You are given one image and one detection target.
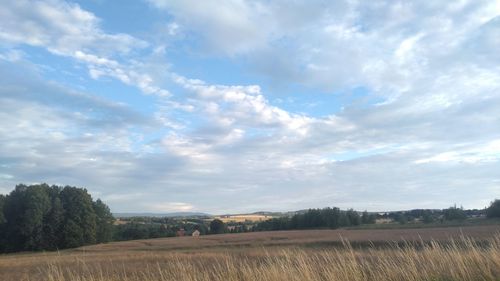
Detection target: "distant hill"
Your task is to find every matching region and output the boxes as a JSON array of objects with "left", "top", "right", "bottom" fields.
[{"left": 114, "top": 212, "right": 212, "bottom": 218}]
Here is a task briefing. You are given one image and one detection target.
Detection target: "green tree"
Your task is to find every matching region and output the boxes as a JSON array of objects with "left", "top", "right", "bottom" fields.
[
  {"left": 3, "top": 184, "right": 51, "bottom": 251},
  {"left": 304, "top": 209, "right": 324, "bottom": 228},
  {"left": 42, "top": 186, "right": 64, "bottom": 250},
  {"left": 60, "top": 186, "right": 97, "bottom": 247},
  {"left": 486, "top": 199, "right": 500, "bottom": 218},
  {"left": 339, "top": 211, "right": 350, "bottom": 226},
  {"left": 395, "top": 213, "right": 408, "bottom": 224},
  {"left": 0, "top": 194, "right": 5, "bottom": 224},
  {"left": 62, "top": 219, "right": 85, "bottom": 248},
  {"left": 346, "top": 209, "right": 361, "bottom": 226},
  {"left": 209, "top": 219, "right": 225, "bottom": 234},
  {"left": 0, "top": 184, "right": 116, "bottom": 253},
  {"left": 422, "top": 210, "right": 435, "bottom": 224},
  {"left": 197, "top": 223, "right": 209, "bottom": 235},
  {"left": 0, "top": 194, "right": 6, "bottom": 252},
  {"left": 93, "top": 199, "right": 115, "bottom": 243},
  {"left": 361, "top": 211, "right": 376, "bottom": 224},
  {"left": 443, "top": 205, "right": 466, "bottom": 221},
  {"left": 321, "top": 207, "right": 340, "bottom": 229}
]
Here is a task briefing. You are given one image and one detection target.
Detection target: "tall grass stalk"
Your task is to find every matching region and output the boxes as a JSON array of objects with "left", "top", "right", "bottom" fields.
[{"left": 4, "top": 235, "right": 500, "bottom": 281}]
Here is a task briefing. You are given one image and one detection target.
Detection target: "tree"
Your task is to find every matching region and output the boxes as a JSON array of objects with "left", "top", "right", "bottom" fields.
[
  {"left": 93, "top": 199, "right": 115, "bottom": 243},
  {"left": 3, "top": 184, "right": 51, "bottom": 251},
  {"left": 41, "top": 186, "right": 64, "bottom": 250},
  {"left": 209, "top": 219, "right": 225, "bottom": 234},
  {"left": 60, "top": 186, "right": 97, "bottom": 248},
  {"left": 0, "top": 194, "right": 5, "bottom": 224},
  {"left": 197, "top": 223, "right": 209, "bottom": 235},
  {"left": 303, "top": 209, "right": 324, "bottom": 228},
  {"left": 395, "top": 213, "right": 408, "bottom": 224},
  {"left": 486, "top": 199, "right": 500, "bottom": 218},
  {"left": 346, "top": 209, "right": 361, "bottom": 226},
  {"left": 0, "top": 184, "right": 116, "bottom": 253},
  {"left": 321, "top": 207, "right": 341, "bottom": 229},
  {"left": 361, "top": 211, "right": 376, "bottom": 224},
  {"left": 0, "top": 194, "right": 6, "bottom": 252},
  {"left": 443, "top": 205, "right": 466, "bottom": 221},
  {"left": 339, "top": 211, "right": 350, "bottom": 226},
  {"left": 422, "top": 210, "right": 435, "bottom": 224}
]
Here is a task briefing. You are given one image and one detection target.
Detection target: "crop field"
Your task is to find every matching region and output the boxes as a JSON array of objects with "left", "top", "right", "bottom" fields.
[
  {"left": 1, "top": 225, "right": 500, "bottom": 281},
  {"left": 214, "top": 214, "right": 274, "bottom": 223}
]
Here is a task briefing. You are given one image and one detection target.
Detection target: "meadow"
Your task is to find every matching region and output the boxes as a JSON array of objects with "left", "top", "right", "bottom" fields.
[
  {"left": 214, "top": 214, "right": 274, "bottom": 223},
  {"left": 1, "top": 225, "right": 500, "bottom": 281}
]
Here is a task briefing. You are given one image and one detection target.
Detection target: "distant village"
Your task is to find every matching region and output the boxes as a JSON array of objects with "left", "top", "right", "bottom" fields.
[{"left": 113, "top": 206, "right": 490, "bottom": 240}]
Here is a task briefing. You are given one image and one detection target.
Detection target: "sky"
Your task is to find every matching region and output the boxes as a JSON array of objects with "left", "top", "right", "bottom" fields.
[{"left": 1, "top": 0, "right": 500, "bottom": 214}]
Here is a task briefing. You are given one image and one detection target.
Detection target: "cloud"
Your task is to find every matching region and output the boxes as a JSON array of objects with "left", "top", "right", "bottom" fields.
[
  {"left": 0, "top": 0, "right": 147, "bottom": 56},
  {"left": 0, "top": 0, "right": 173, "bottom": 99},
  {"left": 148, "top": 0, "right": 500, "bottom": 95},
  {"left": 171, "top": 74, "right": 312, "bottom": 134},
  {"left": 146, "top": 0, "right": 273, "bottom": 55},
  {"left": 0, "top": 60, "right": 152, "bottom": 129},
  {"left": 415, "top": 140, "right": 500, "bottom": 164},
  {"left": 148, "top": 202, "right": 194, "bottom": 212},
  {"left": 0, "top": 59, "right": 185, "bottom": 204},
  {"left": 1, "top": 0, "right": 499, "bottom": 213}
]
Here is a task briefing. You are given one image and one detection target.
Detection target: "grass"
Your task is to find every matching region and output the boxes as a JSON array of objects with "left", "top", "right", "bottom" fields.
[
  {"left": 214, "top": 214, "right": 273, "bottom": 223},
  {"left": 347, "top": 218, "right": 500, "bottom": 230},
  {"left": 1, "top": 226, "right": 500, "bottom": 280}
]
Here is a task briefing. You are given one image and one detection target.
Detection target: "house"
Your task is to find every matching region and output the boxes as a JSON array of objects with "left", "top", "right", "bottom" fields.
[{"left": 192, "top": 230, "right": 200, "bottom": 237}]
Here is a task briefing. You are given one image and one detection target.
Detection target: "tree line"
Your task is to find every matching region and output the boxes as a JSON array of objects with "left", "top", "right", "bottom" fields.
[
  {"left": 113, "top": 218, "right": 209, "bottom": 241},
  {"left": 0, "top": 184, "right": 114, "bottom": 253},
  {"left": 2, "top": 183, "right": 500, "bottom": 253},
  {"left": 253, "top": 201, "right": 500, "bottom": 231},
  {"left": 111, "top": 200, "right": 500, "bottom": 239},
  {"left": 253, "top": 208, "right": 376, "bottom": 231}
]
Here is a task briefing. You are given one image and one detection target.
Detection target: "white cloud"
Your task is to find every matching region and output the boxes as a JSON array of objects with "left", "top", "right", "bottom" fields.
[
  {"left": 1, "top": 0, "right": 500, "bottom": 213},
  {"left": 148, "top": 202, "right": 194, "bottom": 212},
  {"left": 172, "top": 74, "right": 313, "bottom": 135},
  {"left": 0, "top": 0, "right": 175, "bottom": 99},
  {"left": 148, "top": 0, "right": 500, "bottom": 96},
  {"left": 147, "top": 0, "right": 273, "bottom": 55},
  {"left": 0, "top": 0, "right": 148, "bottom": 56},
  {"left": 415, "top": 140, "right": 500, "bottom": 164}
]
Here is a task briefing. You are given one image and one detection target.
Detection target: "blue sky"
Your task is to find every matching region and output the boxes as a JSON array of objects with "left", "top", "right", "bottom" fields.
[{"left": 1, "top": 0, "right": 500, "bottom": 213}]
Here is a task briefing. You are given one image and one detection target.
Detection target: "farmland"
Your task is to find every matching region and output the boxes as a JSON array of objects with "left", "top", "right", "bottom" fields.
[
  {"left": 1, "top": 224, "right": 500, "bottom": 281},
  {"left": 214, "top": 214, "right": 274, "bottom": 223}
]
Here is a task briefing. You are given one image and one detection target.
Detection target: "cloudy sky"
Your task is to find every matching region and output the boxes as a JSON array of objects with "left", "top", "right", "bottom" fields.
[{"left": 1, "top": 0, "right": 499, "bottom": 214}]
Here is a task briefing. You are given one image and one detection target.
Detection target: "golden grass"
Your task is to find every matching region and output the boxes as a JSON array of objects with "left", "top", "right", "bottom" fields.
[
  {"left": 75, "top": 225, "right": 500, "bottom": 253},
  {"left": 2, "top": 234, "right": 500, "bottom": 281},
  {"left": 215, "top": 215, "right": 273, "bottom": 223}
]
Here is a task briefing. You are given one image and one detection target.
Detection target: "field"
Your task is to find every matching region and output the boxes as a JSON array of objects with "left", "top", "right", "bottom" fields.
[
  {"left": 1, "top": 225, "right": 500, "bottom": 281},
  {"left": 214, "top": 214, "right": 273, "bottom": 223}
]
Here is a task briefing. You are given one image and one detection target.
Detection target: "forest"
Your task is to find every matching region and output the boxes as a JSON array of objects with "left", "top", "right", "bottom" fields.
[{"left": 0, "top": 184, "right": 114, "bottom": 253}]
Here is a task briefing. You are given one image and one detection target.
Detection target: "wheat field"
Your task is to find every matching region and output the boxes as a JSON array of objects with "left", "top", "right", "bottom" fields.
[{"left": 2, "top": 227, "right": 500, "bottom": 281}]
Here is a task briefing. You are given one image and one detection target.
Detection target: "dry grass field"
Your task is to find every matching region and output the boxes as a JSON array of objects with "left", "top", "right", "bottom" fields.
[
  {"left": 214, "top": 214, "right": 273, "bottom": 223},
  {"left": 1, "top": 225, "right": 500, "bottom": 281}
]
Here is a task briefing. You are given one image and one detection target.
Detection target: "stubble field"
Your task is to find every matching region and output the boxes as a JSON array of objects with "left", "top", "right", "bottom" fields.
[{"left": 1, "top": 225, "right": 500, "bottom": 281}]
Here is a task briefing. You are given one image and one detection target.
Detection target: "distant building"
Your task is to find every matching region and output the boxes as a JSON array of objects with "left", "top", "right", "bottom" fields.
[
  {"left": 192, "top": 230, "right": 200, "bottom": 237},
  {"left": 176, "top": 228, "right": 186, "bottom": 237}
]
